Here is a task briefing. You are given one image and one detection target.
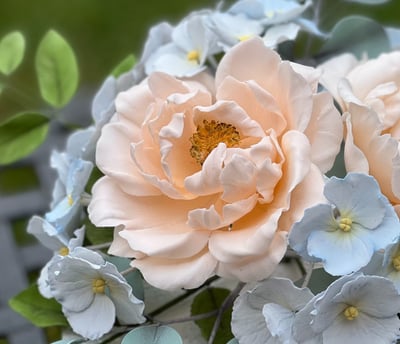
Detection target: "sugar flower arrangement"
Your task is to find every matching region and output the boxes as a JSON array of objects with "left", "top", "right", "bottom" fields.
[{"left": 4, "top": 0, "right": 400, "bottom": 343}]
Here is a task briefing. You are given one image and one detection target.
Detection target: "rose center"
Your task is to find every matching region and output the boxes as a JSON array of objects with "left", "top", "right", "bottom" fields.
[
  {"left": 189, "top": 119, "right": 241, "bottom": 165},
  {"left": 343, "top": 306, "right": 359, "bottom": 320}
]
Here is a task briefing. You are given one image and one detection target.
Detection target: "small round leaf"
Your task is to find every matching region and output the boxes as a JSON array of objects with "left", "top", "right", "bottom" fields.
[
  {"left": 122, "top": 325, "right": 183, "bottom": 344},
  {"left": 0, "top": 31, "right": 25, "bottom": 75}
]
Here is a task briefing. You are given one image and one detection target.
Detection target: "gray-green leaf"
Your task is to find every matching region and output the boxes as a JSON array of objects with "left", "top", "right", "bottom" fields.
[
  {"left": 8, "top": 283, "right": 68, "bottom": 327},
  {"left": 111, "top": 54, "right": 136, "bottom": 77},
  {"left": 320, "top": 15, "right": 390, "bottom": 59},
  {"left": 0, "top": 112, "right": 50, "bottom": 165},
  {"left": 122, "top": 326, "right": 183, "bottom": 344},
  {"left": 35, "top": 30, "right": 79, "bottom": 108},
  {"left": 0, "top": 31, "right": 25, "bottom": 75},
  {"left": 343, "top": 0, "right": 389, "bottom": 3}
]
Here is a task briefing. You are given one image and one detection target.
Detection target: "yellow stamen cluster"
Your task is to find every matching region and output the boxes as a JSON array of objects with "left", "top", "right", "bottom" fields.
[
  {"left": 189, "top": 120, "right": 241, "bottom": 165},
  {"left": 58, "top": 247, "right": 69, "bottom": 256},
  {"left": 339, "top": 217, "right": 353, "bottom": 232},
  {"left": 392, "top": 255, "right": 400, "bottom": 271},
  {"left": 92, "top": 278, "right": 107, "bottom": 294},
  {"left": 67, "top": 194, "right": 74, "bottom": 207},
  {"left": 187, "top": 50, "right": 200, "bottom": 63},
  {"left": 343, "top": 306, "right": 359, "bottom": 320},
  {"left": 237, "top": 34, "right": 252, "bottom": 42}
]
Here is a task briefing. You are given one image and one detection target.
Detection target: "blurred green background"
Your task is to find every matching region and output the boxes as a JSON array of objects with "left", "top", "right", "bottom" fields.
[{"left": 0, "top": 0, "right": 219, "bottom": 122}]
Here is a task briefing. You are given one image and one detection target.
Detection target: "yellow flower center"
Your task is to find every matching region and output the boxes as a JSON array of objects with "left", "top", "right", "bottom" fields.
[
  {"left": 237, "top": 34, "right": 252, "bottom": 42},
  {"left": 92, "top": 278, "right": 107, "bottom": 294},
  {"left": 67, "top": 194, "right": 73, "bottom": 207},
  {"left": 338, "top": 217, "right": 353, "bottom": 232},
  {"left": 343, "top": 306, "right": 359, "bottom": 320},
  {"left": 189, "top": 120, "right": 241, "bottom": 165},
  {"left": 187, "top": 49, "right": 200, "bottom": 63},
  {"left": 392, "top": 255, "right": 400, "bottom": 271},
  {"left": 58, "top": 246, "right": 69, "bottom": 256}
]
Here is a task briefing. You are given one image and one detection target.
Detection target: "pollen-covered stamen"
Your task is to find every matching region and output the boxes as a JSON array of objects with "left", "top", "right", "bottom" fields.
[
  {"left": 67, "top": 194, "right": 74, "bottom": 207},
  {"left": 339, "top": 217, "right": 353, "bottom": 232},
  {"left": 343, "top": 306, "right": 359, "bottom": 320},
  {"left": 392, "top": 255, "right": 400, "bottom": 271},
  {"left": 58, "top": 247, "right": 69, "bottom": 256},
  {"left": 187, "top": 49, "right": 200, "bottom": 63},
  {"left": 92, "top": 278, "right": 107, "bottom": 294},
  {"left": 237, "top": 34, "right": 252, "bottom": 42},
  {"left": 189, "top": 119, "right": 241, "bottom": 165}
]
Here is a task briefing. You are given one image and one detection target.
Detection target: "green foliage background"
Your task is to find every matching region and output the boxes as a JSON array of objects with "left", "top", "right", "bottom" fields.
[{"left": 0, "top": 0, "right": 218, "bottom": 121}]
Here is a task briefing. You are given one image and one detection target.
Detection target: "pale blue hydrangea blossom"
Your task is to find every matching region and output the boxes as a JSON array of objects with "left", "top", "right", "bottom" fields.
[
  {"left": 288, "top": 173, "right": 400, "bottom": 275},
  {"left": 27, "top": 216, "right": 85, "bottom": 298},
  {"left": 292, "top": 273, "right": 400, "bottom": 344},
  {"left": 45, "top": 151, "right": 93, "bottom": 234},
  {"left": 48, "top": 247, "right": 146, "bottom": 340},
  {"left": 229, "top": 0, "right": 317, "bottom": 47},
  {"left": 145, "top": 12, "right": 221, "bottom": 77},
  {"left": 231, "top": 277, "right": 314, "bottom": 344},
  {"left": 208, "top": 12, "right": 264, "bottom": 51},
  {"left": 362, "top": 240, "right": 400, "bottom": 292}
]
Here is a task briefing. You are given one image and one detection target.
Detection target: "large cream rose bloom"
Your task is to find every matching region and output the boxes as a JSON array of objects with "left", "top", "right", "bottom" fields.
[
  {"left": 319, "top": 52, "right": 400, "bottom": 215},
  {"left": 89, "top": 38, "right": 342, "bottom": 290}
]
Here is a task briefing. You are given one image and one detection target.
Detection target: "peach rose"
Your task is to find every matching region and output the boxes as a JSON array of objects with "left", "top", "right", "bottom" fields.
[
  {"left": 319, "top": 52, "right": 400, "bottom": 215},
  {"left": 88, "top": 38, "right": 342, "bottom": 290}
]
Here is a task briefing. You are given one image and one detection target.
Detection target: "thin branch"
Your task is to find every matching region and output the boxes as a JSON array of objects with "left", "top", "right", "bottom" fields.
[
  {"left": 208, "top": 282, "right": 245, "bottom": 344},
  {"left": 302, "top": 262, "right": 315, "bottom": 288},
  {"left": 86, "top": 241, "right": 113, "bottom": 250},
  {"left": 150, "top": 309, "right": 219, "bottom": 326}
]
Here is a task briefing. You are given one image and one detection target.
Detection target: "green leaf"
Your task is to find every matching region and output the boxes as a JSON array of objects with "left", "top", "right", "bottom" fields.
[
  {"left": 191, "top": 288, "right": 233, "bottom": 344},
  {"left": 122, "top": 325, "right": 183, "bottom": 344},
  {"left": 111, "top": 54, "right": 136, "bottom": 77},
  {"left": 9, "top": 283, "right": 68, "bottom": 327},
  {"left": 0, "top": 112, "right": 50, "bottom": 165},
  {"left": 320, "top": 15, "right": 390, "bottom": 59},
  {"left": 0, "top": 31, "right": 25, "bottom": 75},
  {"left": 35, "top": 30, "right": 79, "bottom": 108},
  {"left": 84, "top": 217, "right": 114, "bottom": 245},
  {"left": 343, "top": 0, "right": 389, "bottom": 3}
]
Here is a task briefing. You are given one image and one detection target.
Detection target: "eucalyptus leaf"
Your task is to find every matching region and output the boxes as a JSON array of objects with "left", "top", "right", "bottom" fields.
[
  {"left": 191, "top": 288, "right": 233, "bottom": 343},
  {"left": 9, "top": 283, "right": 68, "bottom": 327},
  {"left": 226, "top": 339, "right": 239, "bottom": 344},
  {"left": 0, "top": 112, "right": 49, "bottom": 165},
  {"left": 122, "top": 325, "right": 183, "bottom": 344},
  {"left": 343, "top": 0, "right": 389, "bottom": 3},
  {"left": 35, "top": 30, "right": 79, "bottom": 108},
  {"left": 111, "top": 54, "right": 136, "bottom": 77},
  {"left": 0, "top": 31, "right": 25, "bottom": 75},
  {"left": 106, "top": 255, "right": 144, "bottom": 300},
  {"left": 320, "top": 15, "right": 390, "bottom": 60}
]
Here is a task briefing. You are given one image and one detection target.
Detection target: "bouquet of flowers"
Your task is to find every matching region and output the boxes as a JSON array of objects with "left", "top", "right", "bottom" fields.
[{"left": 4, "top": 0, "right": 400, "bottom": 343}]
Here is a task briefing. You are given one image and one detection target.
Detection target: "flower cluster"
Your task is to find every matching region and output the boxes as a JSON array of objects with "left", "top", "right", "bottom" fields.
[{"left": 6, "top": 0, "right": 400, "bottom": 343}]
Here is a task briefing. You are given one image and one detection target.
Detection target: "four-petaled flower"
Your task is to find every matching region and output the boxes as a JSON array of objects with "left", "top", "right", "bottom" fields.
[{"left": 289, "top": 173, "right": 400, "bottom": 275}]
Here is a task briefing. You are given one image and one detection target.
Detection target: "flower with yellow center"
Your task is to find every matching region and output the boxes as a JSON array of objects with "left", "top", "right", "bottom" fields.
[
  {"left": 189, "top": 120, "right": 241, "bottom": 165},
  {"left": 92, "top": 278, "right": 107, "bottom": 294},
  {"left": 289, "top": 173, "right": 400, "bottom": 276},
  {"left": 186, "top": 49, "right": 200, "bottom": 64},
  {"left": 343, "top": 306, "right": 359, "bottom": 320}
]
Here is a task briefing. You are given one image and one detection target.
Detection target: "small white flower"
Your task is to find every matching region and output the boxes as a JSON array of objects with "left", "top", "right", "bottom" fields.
[
  {"left": 293, "top": 273, "right": 400, "bottom": 344},
  {"left": 27, "top": 216, "right": 84, "bottom": 298},
  {"left": 145, "top": 13, "right": 220, "bottom": 77},
  {"left": 48, "top": 247, "right": 146, "bottom": 340}
]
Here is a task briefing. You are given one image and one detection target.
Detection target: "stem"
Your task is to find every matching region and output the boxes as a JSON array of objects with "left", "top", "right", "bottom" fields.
[
  {"left": 208, "top": 282, "right": 245, "bottom": 344},
  {"left": 86, "top": 241, "right": 113, "bottom": 250},
  {"left": 151, "top": 309, "right": 219, "bottom": 326},
  {"left": 302, "top": 262, "right": 314, "bottom": 288},
  {"left": 121, "top": 266, "right": 136, "bottom": 276}
]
